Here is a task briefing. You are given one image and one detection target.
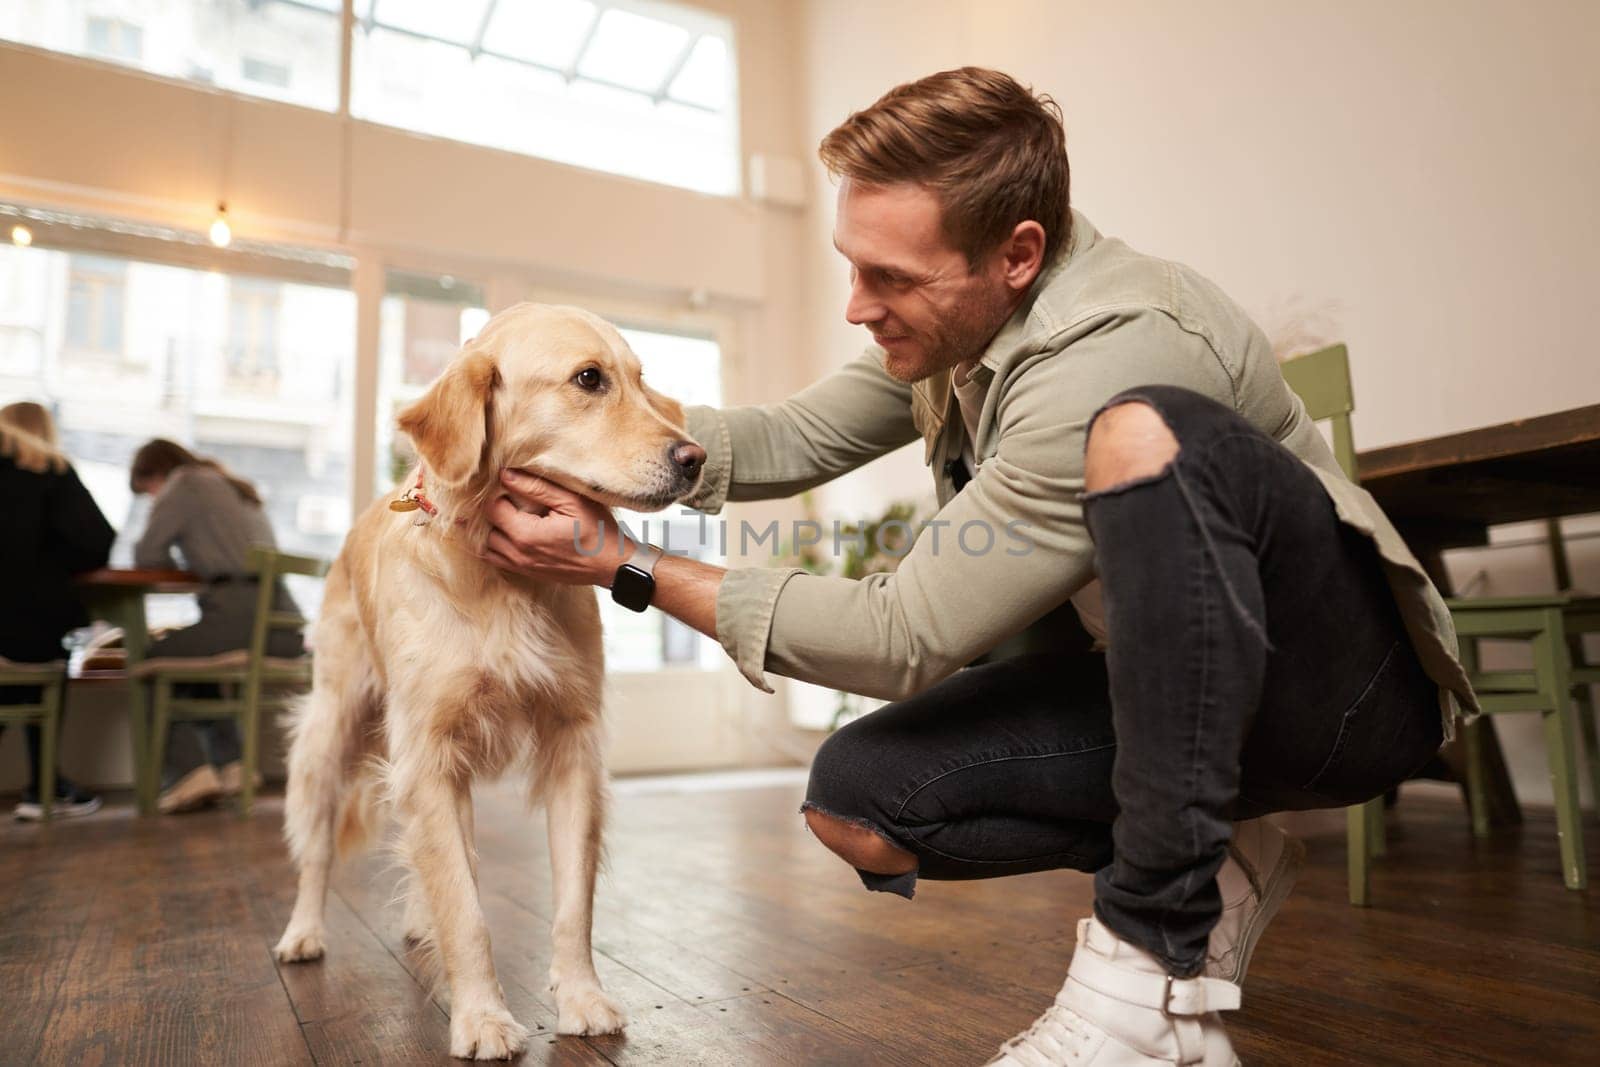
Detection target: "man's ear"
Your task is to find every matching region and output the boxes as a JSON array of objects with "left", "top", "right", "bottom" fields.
[
  {"left": 1002, "top": 220, "right": 1047, "bottom": 292},
  {"left": 396, "top": 350, "right": 499, "bottom": 487}
]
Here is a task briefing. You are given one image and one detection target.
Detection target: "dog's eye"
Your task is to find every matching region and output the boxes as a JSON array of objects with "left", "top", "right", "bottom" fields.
[{"left": 574, "top": 367, "right": 604, "bottom": 392}]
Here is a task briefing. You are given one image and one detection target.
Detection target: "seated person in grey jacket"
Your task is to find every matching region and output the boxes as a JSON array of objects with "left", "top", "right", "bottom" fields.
[{"left": 130, "top": 439, "right": 303, "bottom": 815}]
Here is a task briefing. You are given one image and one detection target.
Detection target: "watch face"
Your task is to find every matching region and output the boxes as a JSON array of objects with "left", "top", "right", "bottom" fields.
[{"left": 611, "top": 564, "right": 655, "bottom": 612}]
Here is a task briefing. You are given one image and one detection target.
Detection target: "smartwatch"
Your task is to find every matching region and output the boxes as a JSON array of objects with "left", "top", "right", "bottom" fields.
[{"left": 611, "top": 542, "right": 664, "bottom": 613}]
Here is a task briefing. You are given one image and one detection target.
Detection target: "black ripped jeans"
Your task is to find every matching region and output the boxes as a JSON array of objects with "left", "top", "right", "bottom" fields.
[{"left": 803, "top": 385, "right": 1444, "bottom": 977}]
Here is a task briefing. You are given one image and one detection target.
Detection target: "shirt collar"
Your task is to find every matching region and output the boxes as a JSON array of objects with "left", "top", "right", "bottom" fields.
[{"left": 975, "top": 208, "right": 1100, "bottom": 374}]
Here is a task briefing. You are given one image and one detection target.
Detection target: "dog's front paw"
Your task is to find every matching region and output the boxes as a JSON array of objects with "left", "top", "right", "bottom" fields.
[
  {"left": 273, "top": 925, "right": 326, "bottom": 963},
  {"left": 554, "top": 983, "right": 626, "bottom": 1036},
  {"left": 449, "top": 1003, "right": 529, "bottom": 1060}
]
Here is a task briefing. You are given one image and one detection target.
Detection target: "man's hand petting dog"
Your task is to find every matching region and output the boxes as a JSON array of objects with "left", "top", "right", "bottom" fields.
[{"left": 483, "top": 468, "right": 636, "bottom": 586}]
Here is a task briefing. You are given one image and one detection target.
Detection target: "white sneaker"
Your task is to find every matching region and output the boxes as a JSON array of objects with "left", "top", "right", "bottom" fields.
[
  {"left": 988, "top": 917, "right": 1241, "bottom": 1066},
  {"left": 1206, "top": 817, "right": 1305, "bottom": 984},
  {"left": 13, "top": 784, "right": 103, "bottom": 821},
  {"left": 158, "top": 764, "right": 224, "bottom": 814}
]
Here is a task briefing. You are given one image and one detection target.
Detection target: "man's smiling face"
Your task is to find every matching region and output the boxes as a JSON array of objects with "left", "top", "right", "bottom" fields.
[{"left": 833, "top": 178, "right": 1020, "bottom": 383}]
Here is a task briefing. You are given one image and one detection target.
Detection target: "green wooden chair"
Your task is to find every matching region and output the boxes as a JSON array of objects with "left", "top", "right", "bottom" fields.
[
  {"left": 1449, "top": 589, "right": 1596, "bottom": 890},
  {"left": 131, "top": 546, "right": 328, "bottom": 816},
  {"left": 1279, "top": 344, "right": 1389, "bottom": 906},
  {"left": 0, "top": 657, "right": 67, "bottom": 820},
  {"left": 1285, "top": 344, "right": 1598, "bottom": 898}
]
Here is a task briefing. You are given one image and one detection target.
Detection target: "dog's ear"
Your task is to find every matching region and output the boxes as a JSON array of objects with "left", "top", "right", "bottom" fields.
[
  {"left": 396, "top": 350, "right": 499, "bottom": 487},
  {"left": 643, "top": 383, "right": 686, "bottom": 428}
]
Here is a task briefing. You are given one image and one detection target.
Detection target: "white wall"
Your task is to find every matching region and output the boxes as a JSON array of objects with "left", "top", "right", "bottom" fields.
[
  {"left": 798, "top": 0, "right": 1600, "bottom": 447},
  {"left": 791, "top": 0, "right": 1600, "bottom": 805}
]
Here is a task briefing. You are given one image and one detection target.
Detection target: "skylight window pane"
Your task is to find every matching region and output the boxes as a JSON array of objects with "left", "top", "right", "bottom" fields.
[
  {"left": 375, "top": 0, "right": 491, "bottom": 47},
  {"left": 481, "top": 0, "right": 597, "bottom": 69},
  {"left": 350, "top": 0, "right": 740, "bottom": 195},
  {"left": 667, "top": 34, "right": 729, "bottom": 111},
  {"left": 576, "top": 8, "right": 689, "bottom": 93}
]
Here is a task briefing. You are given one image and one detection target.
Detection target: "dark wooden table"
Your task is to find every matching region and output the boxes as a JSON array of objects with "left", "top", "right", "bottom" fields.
[
  {"left": 1359, "top": 402, "right": 1600, "bottom": 581},
  {"left": 75, "top": 567, "right": 201, "bottom": 814},
  {"left": 1357, "top": 402, "right": 1600, "bottom": 825}
]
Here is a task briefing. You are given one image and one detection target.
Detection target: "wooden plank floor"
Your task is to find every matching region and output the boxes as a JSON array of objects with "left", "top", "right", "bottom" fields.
[{"left": 2, "top": 776, "right": 1595, "bottom": 1066}]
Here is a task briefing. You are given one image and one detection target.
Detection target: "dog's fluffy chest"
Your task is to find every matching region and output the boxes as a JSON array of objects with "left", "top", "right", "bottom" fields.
[{"left": 366, "top": 550, "right": 602, "bottom": 712}]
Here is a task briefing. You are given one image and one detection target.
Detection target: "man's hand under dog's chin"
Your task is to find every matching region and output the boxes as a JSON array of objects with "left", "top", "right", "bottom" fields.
[{"left": 482, "top": 468, "right": 635, "bottom": 586}]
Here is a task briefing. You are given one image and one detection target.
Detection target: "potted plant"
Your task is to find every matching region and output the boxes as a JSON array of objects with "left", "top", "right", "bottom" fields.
[{"left": 777, "top": 494, "right": 924, "bottom": 731}]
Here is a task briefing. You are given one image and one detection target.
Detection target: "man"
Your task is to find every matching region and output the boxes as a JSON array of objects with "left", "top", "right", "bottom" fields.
[{"left": 484, "top": 68, "right": 1475, "bottom": 1066}]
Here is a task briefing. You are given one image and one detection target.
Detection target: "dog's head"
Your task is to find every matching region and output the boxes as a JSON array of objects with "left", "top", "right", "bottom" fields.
[{"left": 396, "top": 303, "right": 704, "bottom": 511}]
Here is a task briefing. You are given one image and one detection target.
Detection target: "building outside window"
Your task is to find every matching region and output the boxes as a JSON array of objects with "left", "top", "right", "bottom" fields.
[
  {"left": 64, "top": 255, "right": 128, "bottom": 360},
  {"left": 241, "top": 54, "right": 291, "bottom": 89},
  {"left": 84, "top": 14, "right": 143, "bottom": 61},
  {"left": 0, "top": 0, "right": 339, "bottom": 110},
  {"left": 226, "top": 277, "right": 283, "bottom": 391}
]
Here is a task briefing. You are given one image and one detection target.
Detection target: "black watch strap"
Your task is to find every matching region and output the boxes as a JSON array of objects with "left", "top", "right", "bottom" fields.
[{"left": 610, "top": 543, "right": 664, "bottom": 613}]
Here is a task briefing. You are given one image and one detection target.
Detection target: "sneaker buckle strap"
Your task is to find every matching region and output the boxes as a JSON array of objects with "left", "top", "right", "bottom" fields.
[
  {"left": 1163, "top": 971, "right": 1242, "bottom": 1015},
  {"left": 1068, "top": 953, "right": 1241, "bottom": 1015}
]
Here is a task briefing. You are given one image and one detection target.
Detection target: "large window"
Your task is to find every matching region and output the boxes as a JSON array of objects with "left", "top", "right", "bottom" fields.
[
  {"left": 1, "top": 0, "right": 342, "bottom": 110},
  {"left": 601, "top": 324, "right": 723, "bottom": 671},
  {"left": 0, "top": 241, "right": 356, "bottom": 574},
  {"left": 375, "top": 270, "right": 489, "bottom": 494},
  {"left": 349, "top": 0, "right": 739, "bottom": 196}
]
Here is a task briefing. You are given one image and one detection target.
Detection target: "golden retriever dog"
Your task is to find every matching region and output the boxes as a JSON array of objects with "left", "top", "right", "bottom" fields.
[{"left": 272, "top": 303, "right": 704, "bottom": 1059}]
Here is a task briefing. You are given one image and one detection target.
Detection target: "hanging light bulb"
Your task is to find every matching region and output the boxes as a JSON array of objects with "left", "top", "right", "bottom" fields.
[
  {"left": 10, "top": 224, "right": 32, "bottom": 247},
  {"left": 209, "top": 202, "right": 232, "bottom": 248}
]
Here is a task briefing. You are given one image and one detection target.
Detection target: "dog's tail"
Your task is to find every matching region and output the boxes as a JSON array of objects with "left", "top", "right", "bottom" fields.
[{"left": 280, "top": 676, "right": 380, "bottom": 866}]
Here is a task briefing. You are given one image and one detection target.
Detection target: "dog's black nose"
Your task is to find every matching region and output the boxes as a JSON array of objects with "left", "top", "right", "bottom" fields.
[{"left": 670, "top": 440, "right": 706, "bottom": 479}]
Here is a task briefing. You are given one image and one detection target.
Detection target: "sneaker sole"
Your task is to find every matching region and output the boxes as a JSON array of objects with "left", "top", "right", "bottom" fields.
[
  {"left": 159, "top": 789, "right": 222, "bottom": 814},
  {"left": 1226, "top": 835, "right": 1306, "bottom": 985},
  {"left": 13, "top": 796, "right": 103, "bottom": 821}
]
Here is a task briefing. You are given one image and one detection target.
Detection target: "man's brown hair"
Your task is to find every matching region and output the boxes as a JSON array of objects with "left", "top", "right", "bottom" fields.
[{"left": 818, "top": 67, "right": 1071, "bottom": 269}]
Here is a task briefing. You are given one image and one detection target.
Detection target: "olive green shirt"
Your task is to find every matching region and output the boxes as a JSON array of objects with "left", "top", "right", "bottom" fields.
[{"left": 685, "top": 211, "right": 1475, "bottom": 739}]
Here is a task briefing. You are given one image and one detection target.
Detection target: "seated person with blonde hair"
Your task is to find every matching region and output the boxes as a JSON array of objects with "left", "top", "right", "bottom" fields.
[{"left": 0, "top": 401, "right": 114, "bottom": 819}]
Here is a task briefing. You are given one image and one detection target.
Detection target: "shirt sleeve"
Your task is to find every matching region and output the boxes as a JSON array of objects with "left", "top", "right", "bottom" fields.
[
  {"left": 713, "top": 309, "right": 1239, "bottom": 698},
  {"left": 133, "top": 474, "right": 192, "bottom": 569},
  {"left": 683, "top": 348, "right": 919, "bottom": 514}
]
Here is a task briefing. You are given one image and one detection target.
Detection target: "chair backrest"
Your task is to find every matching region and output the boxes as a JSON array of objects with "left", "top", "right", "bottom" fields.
[
  {"left": 244, "top": 545, "right": 331, "bottom": 665},
  {"left": 1280, "top": 343, "right": 1358, "bottom": 479}
]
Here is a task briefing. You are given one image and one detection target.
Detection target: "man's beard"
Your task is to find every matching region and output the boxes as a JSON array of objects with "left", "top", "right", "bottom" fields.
[{"left": 881, "top": 284, "right": 1015, "bottom": 384}]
